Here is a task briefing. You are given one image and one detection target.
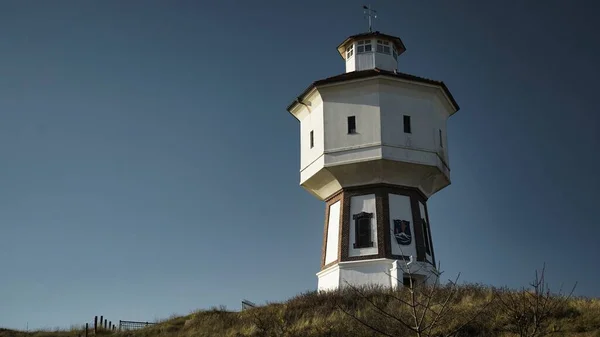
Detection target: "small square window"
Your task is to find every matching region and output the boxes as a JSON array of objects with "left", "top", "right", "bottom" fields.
[
  {"left": 403, "top": 115, "right": 411, "bottom": 134},
  {"left": 377, "top": 40, "right": 391, "bottom": 54},
  {"left": 357, "top": 40, "right": 372, "bottom": 53},
  {"left": 310, "top": 130, "right": 314, "bottom": 148},
  {"left": 348, "top": 116, "right": 356, "bottom": 134}
]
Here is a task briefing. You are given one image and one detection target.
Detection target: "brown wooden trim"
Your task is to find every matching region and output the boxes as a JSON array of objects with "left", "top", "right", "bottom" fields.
[
  {"left": 340, "top": 187, "right": 387, "bottom": 262},
  {"left": 423, "top": 201, "right": 436, "bottom": 267},
  {"left": 410, "top": 195, "right": 425, "bottom": 262},
  {"left": 342, "top": 254, "right": 380, "bottom": 262},
  {"left": 381, "top": 192, "right": 391, "bottom": 258},
  {"left": 390, "top": 255, "right": 411, "bottom": 261},
  {"left": 340, "top": 183, "right": 429, "bottom": 202},
  {"left": 324, "top": 189, "right": 344, "bottom": 203},
  {"left": 321, "top": 184, "right": 438, "bottom": 268},
  {"left": 336, "top": 192, "right": 344, "bottom": 266},
  {"left": 340, "top": 191, "right": 352, "bottom": 261},
  {"left": 321, "top": 200, "right": 331, "bottom": 268}
]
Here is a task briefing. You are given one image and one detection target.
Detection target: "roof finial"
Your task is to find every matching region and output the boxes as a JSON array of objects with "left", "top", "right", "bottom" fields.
[{"left": 362, "top": 5, "right": 377, "bottom": 33}]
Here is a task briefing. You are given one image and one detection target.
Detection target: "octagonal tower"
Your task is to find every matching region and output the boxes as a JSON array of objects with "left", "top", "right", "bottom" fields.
[{"left": 287, "top": 31, "right": 459, "bottom": 291}]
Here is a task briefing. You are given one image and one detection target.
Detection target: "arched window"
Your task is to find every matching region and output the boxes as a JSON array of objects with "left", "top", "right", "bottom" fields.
[{"left": 353, "top": 212, "right": 374, "bottom": 248}]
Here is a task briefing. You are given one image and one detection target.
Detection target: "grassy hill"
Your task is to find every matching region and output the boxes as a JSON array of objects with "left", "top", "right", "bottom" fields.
[{"left": 2, "top": 283, "right": 600, "bottom": 337}]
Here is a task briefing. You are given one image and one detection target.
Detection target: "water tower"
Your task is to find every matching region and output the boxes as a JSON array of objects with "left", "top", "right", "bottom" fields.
[{"left": 286, "top": 23, "right": 459, "bottom": 291}]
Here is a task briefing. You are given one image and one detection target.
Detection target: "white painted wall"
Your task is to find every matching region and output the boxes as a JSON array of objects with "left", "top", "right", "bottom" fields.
[
  {"left": 317, "top": 265, "right": 340, "bottom": 291},
  {"left": 339, "top": 260, "right": 391, "bottom": 287},
  {"left": 388, "top": 194, "right": 417, "bottom": 258},
  {"left": 345, "top": 51, "right": 355, "bottom": 73},
  {"left": 355, "top": 52, "right": 375, "bottom": 71},
  {"left": 319, "top": 80, "right": 449, "bottom": 171},
  {"left": 298, "top": 98, "right": 324, "bottom": 172},
  {"left": 390, "top": 259, "right": 439, "bottom": 288},
  {"left": 318, "top": 258, "right": 439, "bottom": 291},
  {"left": 373, "top": 53, "right": 397, "bottom": 72},
  {"left": 419, "top": 201, "right": 433, "bottom": 263},
  {"left": 349, "top": 194, "right": 378, "bottom": 257},
  {"left": 379, "top": 81, "right": 446, "bottom": 156},
  {"left": 324, "top": 201, "right": 341, "bottom": 265},
  {"left": 321, "top": 81, "right": 381, "bottom": 152},
  {"left": 296, "top": 77, "right": 455, "bottom": 201}
]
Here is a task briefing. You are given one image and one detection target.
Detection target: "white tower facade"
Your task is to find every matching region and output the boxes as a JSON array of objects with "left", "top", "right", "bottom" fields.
[{"left": 287, "top": 31, "right": 459, "bottom": 291}]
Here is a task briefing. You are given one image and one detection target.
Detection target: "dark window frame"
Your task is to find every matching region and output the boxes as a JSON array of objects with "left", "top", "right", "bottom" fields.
[
  {"left": 403, "top": 115, "right": 411, "bottom": 134},
  {"left": 347, "top": 116, "right": 357, "bottom": 134},
  {"left": 439, "top": 129, "right": 443, "bottom": 148},
  {"left": 353, "top": 212, "right": 374, "bottom": 249},
  {"left": 421, "top": 217, "right": 431, "bottom": 255},
  {"left": 309, "top": 130, "right": 314, "bottom": 148}
]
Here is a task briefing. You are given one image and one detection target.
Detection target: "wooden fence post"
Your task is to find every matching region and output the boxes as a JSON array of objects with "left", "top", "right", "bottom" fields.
[
  {"left": 85, "top": 323, "right": 89, "bottom": 337},
  {"left": 104, "top": 319, "right": 107, "bottom": 329},
  {"left": 109, "top": 321, "right": 111, "bottom": 330},
  {"left": 100, "top": 316, "right": 103, "bottom": 330},
  {"left": 94, "top": 316, "right": 98, "bottom": 334}
]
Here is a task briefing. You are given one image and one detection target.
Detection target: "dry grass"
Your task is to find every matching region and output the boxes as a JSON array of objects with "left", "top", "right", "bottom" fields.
[{"left": 2, "top": 285, "right": 599, "bottom": 337}]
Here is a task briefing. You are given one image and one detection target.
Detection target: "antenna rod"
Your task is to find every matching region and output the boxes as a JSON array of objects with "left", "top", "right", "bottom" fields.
[{"left": 362, "top": 5, "right": 377, "bottom": 32}]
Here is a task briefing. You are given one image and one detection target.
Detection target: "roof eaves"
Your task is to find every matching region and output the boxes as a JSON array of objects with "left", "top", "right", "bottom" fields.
[
  {"left": 287, "top": 68, "right": 460, "bottom": 117},
  {"left": 286, "top": 84, "right": 318, "bottom": 118}
]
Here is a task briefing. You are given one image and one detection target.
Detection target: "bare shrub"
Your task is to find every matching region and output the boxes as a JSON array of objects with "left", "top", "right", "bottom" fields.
[
  {"left": 496, "top": 263, "right": 577, "bottom": 337},
  {"left": 337, "top": 259, "right": 493, "bottom": 337}
]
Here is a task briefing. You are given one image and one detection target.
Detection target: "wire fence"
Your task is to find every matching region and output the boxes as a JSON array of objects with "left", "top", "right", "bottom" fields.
[
  {"left": 118, "top": 320, "right": 156, "bottom": 331},
  {"left": 71, "top": 299, "right": 257, "bottom": 335}
]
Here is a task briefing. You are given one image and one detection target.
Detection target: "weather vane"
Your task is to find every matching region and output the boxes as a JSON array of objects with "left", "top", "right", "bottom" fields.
[{"left": 363, "top": 5, "right": 377, "bottom": 32}]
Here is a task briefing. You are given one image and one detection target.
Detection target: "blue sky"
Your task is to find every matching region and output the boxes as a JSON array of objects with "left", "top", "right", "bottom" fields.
[{"left": 1, "top": 0, "right": 599, "bottom": 330}]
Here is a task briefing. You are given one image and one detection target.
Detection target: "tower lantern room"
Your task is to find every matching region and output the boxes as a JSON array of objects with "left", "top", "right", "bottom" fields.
[
  {"left": 287, "top": 26, "right": 459, "bottom": 291},
  {"left": 338, "top": 32, "right": 406, "bottom": 73}
]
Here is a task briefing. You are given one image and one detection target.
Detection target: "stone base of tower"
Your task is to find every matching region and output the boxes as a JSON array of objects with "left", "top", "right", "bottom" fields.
[{"left": 316, "top": 258, "right": 439, "bottom": 292}]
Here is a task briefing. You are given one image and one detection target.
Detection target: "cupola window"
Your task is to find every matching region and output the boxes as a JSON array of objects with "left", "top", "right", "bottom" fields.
[
  {"left": 346, "top": 44, "right": 354, "bottom": 59},
  {"left": 357, "top": 40, "right": 372, "bottom": 53},
  {"left": 377, "top": 39, "right": 391, "bottom": 54}
]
